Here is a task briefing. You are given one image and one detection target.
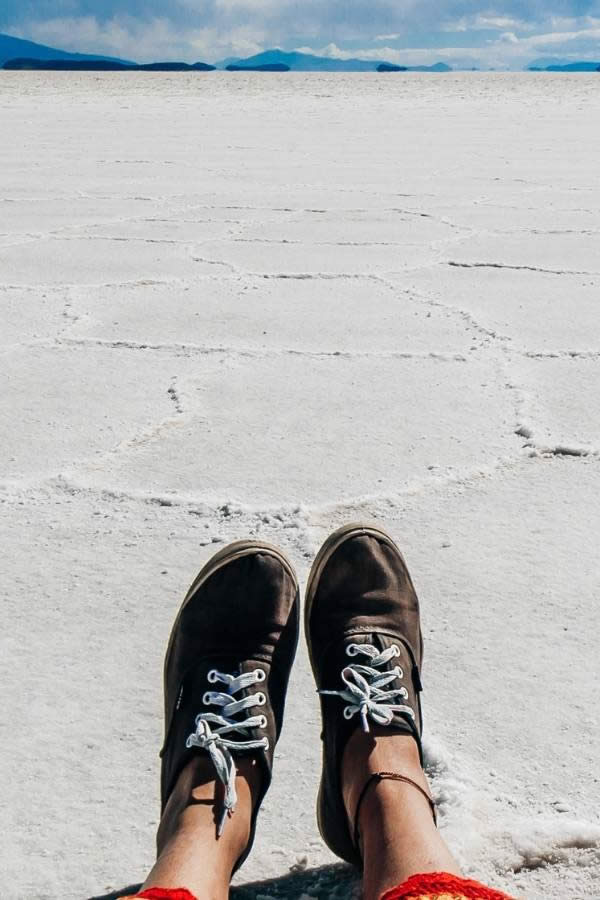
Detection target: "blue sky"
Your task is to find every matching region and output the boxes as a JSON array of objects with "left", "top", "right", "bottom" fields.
[{"left": 2, "top": 1, "right": 600, "bottom": 67}]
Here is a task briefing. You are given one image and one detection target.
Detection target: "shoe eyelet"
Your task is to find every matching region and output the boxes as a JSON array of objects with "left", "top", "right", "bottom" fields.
[
  {"left": 391, "top": 644, "right": 401, "bottom": 657},
  {"left": 255, "top": 668, "right": 266, "bottom": 682},
  {"left": 395, "top": 666, "right": 404, "bottom": 679},
  {"left": 256, "top": 692, "right": 266, "bottom": 706},
  {"left": 346, "top": 644, "right": 359, "bottom": 657},
  {"left": 258, "top": 714, "right": 268, "bottom": 728},
  {"left": 401, "top": 687, "right": 408, "bottom": 698},
  {"left": 263, "top": 738, "right": 270, "bottom": 751},
  {"left": 343, "top": 706, "right": 354, "bottom": 720},
  {"left": 202, "top": 691, "right": 213, "bottom": 705},
  {"left": 207, "top": 669, "right": 219, "bottom": 684}
]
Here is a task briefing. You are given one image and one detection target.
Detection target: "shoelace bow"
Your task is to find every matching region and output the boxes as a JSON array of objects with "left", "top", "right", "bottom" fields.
[
  {"left": 320, "top": 643, "right": 415, "bottom": 732},
  {"left": 185, "top": 669, "right": 268, "bottom": 835}
]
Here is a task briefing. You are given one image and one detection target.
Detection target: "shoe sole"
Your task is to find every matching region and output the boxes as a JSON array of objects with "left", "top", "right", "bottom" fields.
[{"left": 164, "top": 539, "right": 300, "bottom": 701}]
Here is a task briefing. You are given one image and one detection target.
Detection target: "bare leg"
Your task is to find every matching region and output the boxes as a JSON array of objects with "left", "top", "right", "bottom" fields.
[
  {"left": 141, "top": 756, "right": 261, "bottom": 900},
  {"left": 342, "top": 729, "right": 461, "bottom": 900}
]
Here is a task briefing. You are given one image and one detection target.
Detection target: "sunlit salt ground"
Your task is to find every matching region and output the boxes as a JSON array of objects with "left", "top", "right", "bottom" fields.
[{"left": 1, "top": 71, "right": 599, "bottom": 900}]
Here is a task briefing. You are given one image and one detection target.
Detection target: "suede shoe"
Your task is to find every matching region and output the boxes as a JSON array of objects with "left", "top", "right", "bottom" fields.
[
  {"left": 160, "top": 539, "right": 299, "bottom": 870},
  {"left": 305, "top": 523, "right": 429, "bottom": 867}
]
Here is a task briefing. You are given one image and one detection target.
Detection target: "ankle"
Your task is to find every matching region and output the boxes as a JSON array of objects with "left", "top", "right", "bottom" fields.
[
  {"left": 157, "top": 755, "right": 260, "bottom": 859},
  {"left": 341, "top": 727, "right": 426, "bottom": 829},
  {"left": 146, "top": 756, "right": 261, "bottom": 897}
]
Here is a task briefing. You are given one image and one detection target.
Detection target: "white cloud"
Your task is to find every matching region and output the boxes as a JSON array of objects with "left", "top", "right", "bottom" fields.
[
  {"left": 17, "top": 15, "right": 267, "bottom": 62},
  {"left": 300, "top": 41, "right": 483, "bottom": 65},
  {"left": 443, "top": 14, "right": 538, "bottom": 33},
  {"left": 547, "top": 15, "right": 600, "bottom": 30},
  {"left": 214, "top": 0, "right": 280, "bottom": 12},
  {"left": 374, "top": 33, "right": 403, "bottom": 41},
  {"left": 300, "top": 25, "right": 600, "bottom": 69},
  {"left": 318, "top": 42, "right": 350, "bottom": 58},
  {"left": 499, "top": 25, "right": 600, "bottom": 53},
  {"left": 476, "top": 16, "right": 528, "bottom": 30},
  {"left": 498, "top": 31, "right": 520, "bottom": 44}
]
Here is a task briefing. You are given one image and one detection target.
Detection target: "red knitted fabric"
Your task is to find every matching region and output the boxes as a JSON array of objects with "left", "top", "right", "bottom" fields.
[
  {"left": 132, "top": 890, "right": 197, "bottom": 900},
  {"left": 381, "top": 871, "right": 515, "bottom": 899}
]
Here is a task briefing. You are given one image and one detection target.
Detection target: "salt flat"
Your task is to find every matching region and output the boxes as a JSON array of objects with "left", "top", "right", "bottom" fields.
[{"left": 0, "top": 72, "right": 599, "bottom": 900}]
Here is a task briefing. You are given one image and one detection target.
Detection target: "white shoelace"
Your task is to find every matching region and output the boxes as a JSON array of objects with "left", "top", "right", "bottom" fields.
[
  {"left": 320, "top": 643, "right": 415, "bottom": 733},
  {"left": 186, "top": 668, "right": 269, "bottom": 835}
]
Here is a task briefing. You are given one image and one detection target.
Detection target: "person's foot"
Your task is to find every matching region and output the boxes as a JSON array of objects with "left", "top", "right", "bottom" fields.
[
  {"left": 305, "top": 523, "right": 434, "bottom": 866},
  {"left": 159, "top": 539, "right": 299, "bottom": 872}
]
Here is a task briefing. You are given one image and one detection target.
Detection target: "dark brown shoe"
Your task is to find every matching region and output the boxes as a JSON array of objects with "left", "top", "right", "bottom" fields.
[
  {"left": 160, "top": 539, "right": 299, "bottom": 870},
  {"left": 305, "top": 523, "right": 427, "bottom": 866}
]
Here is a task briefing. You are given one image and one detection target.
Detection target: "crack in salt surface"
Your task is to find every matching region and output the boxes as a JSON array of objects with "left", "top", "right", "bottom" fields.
[
  {"left": 381, "top": 279, "right": 510, "bottom": 343},
  {"left": 230, "top": 230, "right": 473, "bottom": 248},
  {"left": 54, "top": 235, "right": 194, "bottom": 246},
  {"left": 387, "top": 207, "right": 469, "bottom": 231},
  {"left": 189, "top": 255, "right": 238, "bottom": 271},
  {"left": 234, "top": 238, "right": 427, "bottom": 247},
  {"left": 167, "top": 377, "right": 184, "bottom": 415},
  {"left": 447, "top": 261, "right": 600, "bottom": 276},
  {"left": 54, "top": 336, "right": 467, "bottom": 362},
  {"left": 259, "top": 272, "right": 384, "bottom": 281},
  {"left": 11, "top": 477, "right": 315, "bottom": 540},
  {"left": 0, "top": 278, "right": 179, "bottom": 291},
  {"left": 381, "top": 277, "right": 600, "bottom": 358},
  {"left": 255, "top": 258, "right": 451, "bottom": 278},
  {"left": 0, "top": 454, "right": 527, "bottom": 518},
  {"left": 0, "top": 265, "right": 448, "bottom": 292},
  {"left": 508, "top": 372, "right": 600, "bottom": 460},
  {"left": 522, "top": 350, "right": 600, "bottom": 360},
  {"left": 530, "top": 443, "right": 598, "bottom": 458},
  {"left": 515, "top": 425, "right": 599, "bottom": 458}
]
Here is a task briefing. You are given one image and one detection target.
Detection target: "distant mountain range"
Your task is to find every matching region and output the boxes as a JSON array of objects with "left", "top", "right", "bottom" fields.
[
  {"left": 527, "top": 56, "right": 600, "bottom": 71},
  {"left": 5, "top": 58, "right": 215, "bottom": 71},
  {"left": 1, "top": 35, "right": 450, "bottom": 71},
  {"left": 225, "top": 62, "right": 290, "bottom": 71},
  {"left": 215, "top": 50, "right": 452, "bottom": 72},
  {"left": 528, "top": 61, "right": 600, "bottom": 71},
  {"left": 0, "top": 32, "right": 133, "bottom": 66},
  {"left": 3, "top": 33, "right": 598, "bottom": 74}
]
